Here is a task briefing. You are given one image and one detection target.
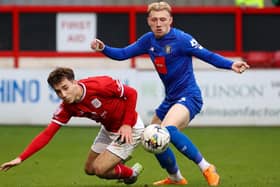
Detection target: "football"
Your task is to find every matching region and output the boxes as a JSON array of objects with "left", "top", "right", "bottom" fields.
[{"left": 141, "top": 124, "right": 170, "bottom": 154}]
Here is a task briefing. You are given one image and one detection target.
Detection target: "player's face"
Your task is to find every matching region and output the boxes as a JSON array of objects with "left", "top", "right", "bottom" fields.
[
  {"left": 53, "top": 78, "right": 81, "bottom": 104},
  {"left": 147, "top": 10, "right": 172, "bottom": 38}
]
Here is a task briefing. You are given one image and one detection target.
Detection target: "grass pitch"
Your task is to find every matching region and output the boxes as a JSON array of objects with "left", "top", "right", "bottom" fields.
[{"left": 0, "top": 125, "right": 279, "bottom": 187}]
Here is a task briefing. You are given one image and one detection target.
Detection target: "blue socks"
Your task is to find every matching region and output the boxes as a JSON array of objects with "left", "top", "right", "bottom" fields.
[
  {"left": 166, "top": 126, "right": 202, "bottom": 164},
  {"left": 155, "top": 126, "right": 203, "bottom": 175},
  {"left": 155, "top": 147, "right": 178, "bottom": 174}
]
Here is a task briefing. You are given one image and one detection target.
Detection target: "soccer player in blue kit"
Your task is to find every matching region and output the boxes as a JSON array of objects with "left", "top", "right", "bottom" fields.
[{"left": 91, "top": 1, "right": 250, "bottom": 186}]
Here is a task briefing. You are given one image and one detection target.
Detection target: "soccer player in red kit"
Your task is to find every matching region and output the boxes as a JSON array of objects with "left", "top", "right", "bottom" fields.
[{"left": 0, "top": 67, "right": 144, "bottom": 185}]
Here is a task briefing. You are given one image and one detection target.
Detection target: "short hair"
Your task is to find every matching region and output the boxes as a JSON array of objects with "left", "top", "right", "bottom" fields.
[
  {"left": 147, "top": 1, "right": 172, "bottom": 15},
  {"left": 47, "top": 67, "right": 75, "bottom": 88}
]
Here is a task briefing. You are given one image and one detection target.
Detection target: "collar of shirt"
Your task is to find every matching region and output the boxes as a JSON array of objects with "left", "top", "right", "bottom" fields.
[{"left": 156, "top": 27, "right": 176, "bottom": 41}]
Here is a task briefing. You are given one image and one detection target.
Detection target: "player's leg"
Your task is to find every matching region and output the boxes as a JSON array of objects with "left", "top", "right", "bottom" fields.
[
  {"left": 161, "top": 104, "right": 203, "bottom": 164},
  {"left": 162, "top": 103, "right": 220, "bottom": 186},
  {"left": 107, "top": 126, "right": 144, "bottom": 184},
  {"left": 91, "top": 149, "right": 124, "bottom": 178},
  {"left": 85, "top": 148, "right": 141, "bottom": 181},
  {"left": 84, "top": 150, "right": 99, "bottom": 175},
  {"left": 86, "top": 144, "right": 139, "bottom": 181},
  {"left": 151, "top": 114, "right": 187, "bottom": 185},
  {"left": 84, "top": 126, "right": 110, "bottom": 176},
  {"left": 86, "top": 123, "right": 144, "bottom": 183},
  {"left": 84, "top": 126, "right": 128, "bottom": 179},
  {"left": 85, "top": 149, "right": 125, "bottom": 178}
]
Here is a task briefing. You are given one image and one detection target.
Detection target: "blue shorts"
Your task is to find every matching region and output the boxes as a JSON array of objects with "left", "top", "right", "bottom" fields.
[{"left": 155, "top": 95, "right": 203, "bottom": 122}]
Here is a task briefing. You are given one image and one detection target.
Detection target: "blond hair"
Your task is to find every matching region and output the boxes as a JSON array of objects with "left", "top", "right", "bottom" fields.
[{"left": 147, "top": 1, "right": 172, "bottom": 15}]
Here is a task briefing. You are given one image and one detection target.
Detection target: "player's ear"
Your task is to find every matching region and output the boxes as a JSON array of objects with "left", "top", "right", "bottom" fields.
[{"left": 169, "top": 16, "right": 173, "bottom": 25}]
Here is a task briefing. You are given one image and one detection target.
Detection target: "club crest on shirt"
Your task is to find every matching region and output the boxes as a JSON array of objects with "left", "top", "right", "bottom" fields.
[
  {"left": 91, "top": 98, "right": 102, "bottom": 108},
  {"left": 165, "top": 45, "right": 171, "bottom": 54}
]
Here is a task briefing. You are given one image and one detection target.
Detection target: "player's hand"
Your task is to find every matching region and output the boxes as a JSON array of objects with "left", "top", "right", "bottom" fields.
[
  {"left": 90, "top": 38, "right": 105, "bottom": 51},
  {"left": 231, "top": 61, "right": 250, "bottom": 74},
  {"left": 118, "top": 125, "right": 133, "bottom": 144},
  {"left": 0, "top": 157, "right": 22, "bottom": 172}
]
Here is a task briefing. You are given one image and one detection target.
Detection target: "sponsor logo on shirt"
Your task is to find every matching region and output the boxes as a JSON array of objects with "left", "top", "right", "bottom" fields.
[
  {"left": 190, "top": 39, "right": 203, "bottom": 49},
  {"left": 91, "top": 98, "right": 102, "bottom": 108},
  {"left": 154, "top": 56, "right": 167, "bottom": 74}
]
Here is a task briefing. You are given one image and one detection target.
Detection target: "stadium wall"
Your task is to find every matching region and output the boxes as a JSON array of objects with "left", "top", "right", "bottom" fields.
[
  {"left": 0, "top": 68, "right": 279, "bottom": 126},
  {"left": 0, "top": 6, "right": 280, "bottom": 68},
  {"left": 0, "top": 6, "right": 279, "bottom": 126}
]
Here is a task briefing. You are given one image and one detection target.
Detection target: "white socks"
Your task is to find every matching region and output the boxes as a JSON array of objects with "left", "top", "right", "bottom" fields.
[
  {"left": 168, "top": 158, "right": 211, "bottom": 181},
  {"left": 169, "top": 169, "right": 184, "bottom": 181},
  {"left": 198, "top": 158, "right": 211, "bottom": 171}
]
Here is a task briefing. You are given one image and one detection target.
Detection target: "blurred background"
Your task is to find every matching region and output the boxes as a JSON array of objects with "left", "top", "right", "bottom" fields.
[
  {"left": 0, "top": 1, "right": 280, "bottom": 186},
  {"left": 0, "top": 0, "right": 277, "bottom": 6},
  {"left": 0, "top": 0, "right": 279, "bottom": 126}
]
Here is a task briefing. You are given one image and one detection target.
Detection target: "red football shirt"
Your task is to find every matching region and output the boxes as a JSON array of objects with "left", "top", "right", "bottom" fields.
[{"left": 52, "top": 76, "right": 138, "bottom": 132}]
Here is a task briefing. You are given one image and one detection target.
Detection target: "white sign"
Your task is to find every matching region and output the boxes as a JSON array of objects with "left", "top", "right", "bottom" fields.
[
  {"left": 0, "top": 69, "right": 279, "bottom": 126},
  {"left": 56, "top": 13, "right": 97, "bottom": 52},
  {"left": 193, "top": 70, "right": 280, "bottom": 126}
]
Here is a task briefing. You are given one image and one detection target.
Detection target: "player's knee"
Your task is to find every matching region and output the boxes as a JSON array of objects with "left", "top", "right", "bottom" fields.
[
  {"left": 92, "top": 164, "right": 107, "bottom": 178},
  {"left": 166, "top": 125, "right": 178, "bottom": 136},
  {"left": 84, "top": 164, "right": 95, "bottom": 175},
  {"left": 166, "top": 126, "right": 181, "bottom": 143},
  {"left": 84, "top": 160, "right": 107, "bottom": 177}
]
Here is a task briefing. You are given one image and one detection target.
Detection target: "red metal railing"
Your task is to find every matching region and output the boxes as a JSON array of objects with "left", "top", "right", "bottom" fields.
[{"left": 0, "top": 5, "right": 280, "bottom": 68}]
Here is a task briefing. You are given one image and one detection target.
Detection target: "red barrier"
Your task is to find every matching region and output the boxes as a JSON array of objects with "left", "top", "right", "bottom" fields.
[
  {"left": 272, "top": 50, "right": 280, "bottom": 68},
  {"left": 242, "top": 51, "right": 274, "bottom": 68},
  {"left": 0, "top": 5, "right": 280, "bottom": 68}
]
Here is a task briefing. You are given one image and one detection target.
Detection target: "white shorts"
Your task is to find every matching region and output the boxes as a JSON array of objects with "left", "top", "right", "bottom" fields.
[{"left": 91, "top": 116, "right": 145, "bottom": 160}]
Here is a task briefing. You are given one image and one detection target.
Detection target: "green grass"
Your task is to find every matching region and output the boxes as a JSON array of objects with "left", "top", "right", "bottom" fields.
[{"left": 0, "top": 126, "right": 280, "bottom": 187}]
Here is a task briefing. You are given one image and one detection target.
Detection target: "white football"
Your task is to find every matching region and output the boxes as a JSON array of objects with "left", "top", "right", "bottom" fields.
[{"left": 141, "top": 124, "right": 170, "bottom": 154}]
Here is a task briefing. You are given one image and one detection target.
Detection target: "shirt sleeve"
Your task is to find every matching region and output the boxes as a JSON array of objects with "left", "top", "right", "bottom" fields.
[
  {"left": 93, "top": 77, "right": 137, "bottom": 126},
  {"left": 52, "top": 103, "right": 72, "bottom": 125},
  {"left": 19, "top": 122, "right": 61, "bottom": 161},
  {"left": 94, "top": 77, "right": 125, "bottom": 97},
  {"left": 181, "top": 33, "right": 233, "bottom": 69},
  {"left": 122, "top": 85, "right": 138, "bottom": 126},
  {"left": 102, "top": 33, "right": 150, "bottom": 60},
  {"left": 96, "top": 77, "right": 138, "bottom": 127}
]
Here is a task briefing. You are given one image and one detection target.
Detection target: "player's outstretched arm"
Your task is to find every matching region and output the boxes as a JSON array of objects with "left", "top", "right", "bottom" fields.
[
  {"left": 0, "top": 123, "right": 61, "bottom": 172},
  {"left": 0, "top": 157, "right": 22, "bottom": 172},
  {"left": 231, "top": 61, "right": 250, "bottom": 74},
  {"left": 91, "top": 38, "right": 105, "bottom": 51}
]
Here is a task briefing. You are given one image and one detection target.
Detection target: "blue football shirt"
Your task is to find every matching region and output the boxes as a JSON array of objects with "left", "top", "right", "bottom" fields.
[{"left": 102, "top": 28, "right": 233, "bottom": 100}]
